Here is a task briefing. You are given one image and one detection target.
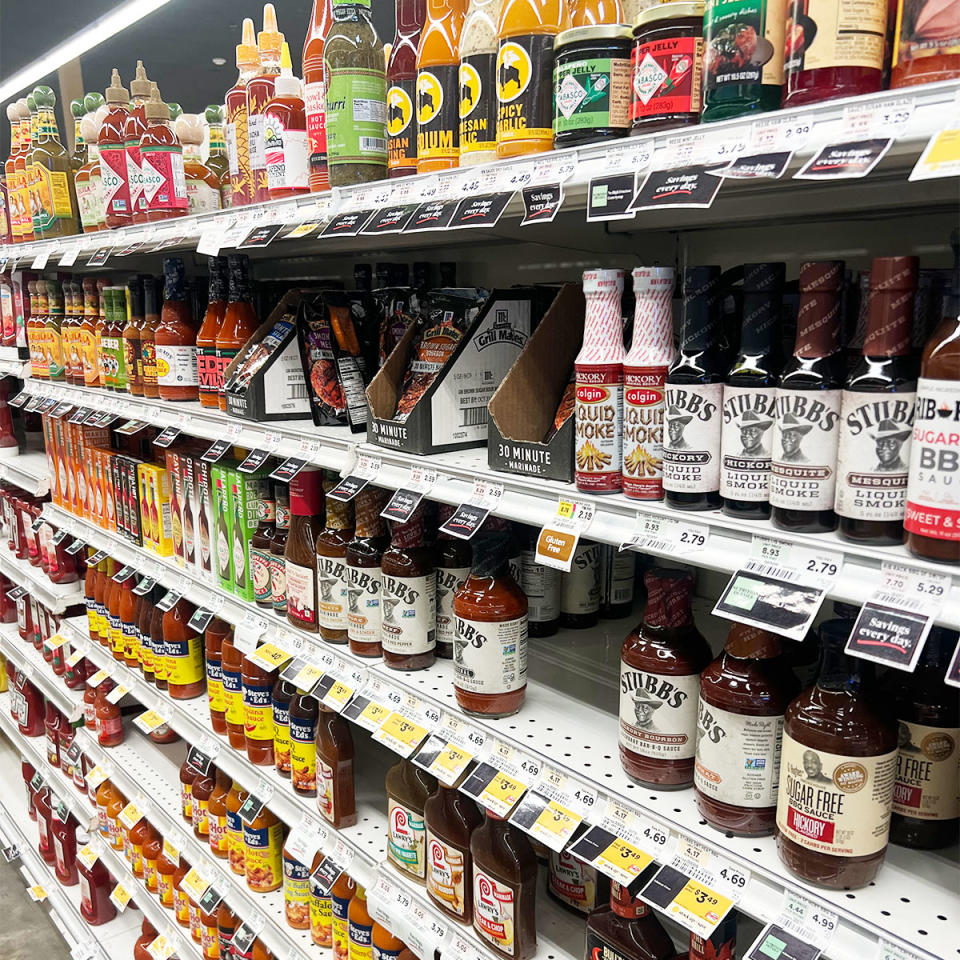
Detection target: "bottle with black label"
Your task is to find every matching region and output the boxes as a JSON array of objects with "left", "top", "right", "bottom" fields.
[
  {"left": 520, "top": 527, "right": 560, "bottom": 638},
  {"left": 559, "top": 540, "right": 600, "bottom": 629},
  {"left": 598, "top": 544, "right": 634, "bottom": 620},
  {"left": 584, "top": 881, "right": 674, "bottom": 960},
  {"left": 663, "top": 267, "right": 724, "bottom": 511},
  {"left": 720, "top": 262, "right": 784, "bottom": 520},
  {"left": 770, "top": 261, "right": 846, "bottom": 533},
  {"left": 835, "top": 257, "right": 918, "bottom": 545},
  {"left": 436, "top": 503, "right": 472, "bottom": 658}
]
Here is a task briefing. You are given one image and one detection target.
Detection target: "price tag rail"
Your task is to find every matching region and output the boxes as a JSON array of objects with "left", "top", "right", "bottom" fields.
[
  {"left": 0, "top": 448, "right": 51, "bottom": 497},
  {"left": 0, "top": 539, "right": 83, "bottom": 614}
]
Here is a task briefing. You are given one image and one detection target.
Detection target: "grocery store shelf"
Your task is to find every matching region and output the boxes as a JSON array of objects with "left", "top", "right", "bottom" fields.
[
  {"left": 0, "top": 447, "right": 50, "bottom": 496},
  {"left": 37, "top": 506, "right": 959, "bottom": 960},
  {"left": 30, "top": 377, "right": 960, "bottom": 629},
  {"left": 0, "top": 345, "right": 28, "bottom": 378},
  {"left": 0, "top": 539, "right": 82, "bottom": 613}
]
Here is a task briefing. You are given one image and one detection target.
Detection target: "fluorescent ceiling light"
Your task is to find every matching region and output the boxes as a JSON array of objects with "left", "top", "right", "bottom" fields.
[{"left": 0, "top": 0, "right": 173, "bottom": 102}]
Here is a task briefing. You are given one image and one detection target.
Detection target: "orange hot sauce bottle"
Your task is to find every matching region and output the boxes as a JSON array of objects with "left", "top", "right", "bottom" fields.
[
  {"left": 196, "top": 256, "right": 228, "bottom": 408},
  {"left": 226, "top": 19, "right": 259, "bottom": 207},
  {"left": 155, "top": 257, "right": 200, "bottom": 402},
  {"left": 247, "top": 4, "right": 285, "bottom": 205},
  {"left": 125, "top": 61, "right": 152, "bottom": 223},
  {"left": 98, "top": 70, "right": 132, "bottom": 228},
  {"left": 303, "top": 0, "right": 334, "bottom": 192},
  {"left": 215, "top": 253, "right": 258, "bottom": 411}
]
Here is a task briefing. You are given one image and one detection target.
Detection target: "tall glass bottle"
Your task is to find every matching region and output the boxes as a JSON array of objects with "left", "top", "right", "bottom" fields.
[
  {"left": 141, "top": 277, "right": 161, "bottom": 399},
  {"left": 216, "top": 254, "right": 258, "bottom": 411},
  {"left": 69, "top": 98, "right": 87, "bottom": 180},
  {"left": 196, "top": 257, "right": 228, "bottom": 408},
  {"left": 226, "top": 19, "right": 259, "bottom": 207},
  {"left": 247, "top": 4, "right": 285, "bottom": 205},
  {"left": 271, "top": 485, "right": 290, "bottom": 616},
  {"left": 317, "top": 472, "right": 355, "bottom": 643},
  {"left": 303, "top": 0, "right": 335, "bottom": 191},
  {"left": 156, "top": 257, "right": 200, "bottom": 401},
  {"left": 835, "top": 257, "right": 918, "bottom": 544},
  {"left": 458, "top": 0, "right": 502, "bottom": 166},
  {"left": 720, "top": 262, "right": 784, "bottom": 519},
  {"left": 205, "top": 106, "right": 232, "bottom": 206},
  {"left": 29, "top": 85, "right": 80, "bottom": 238},
  {"left": 770, "top": 261, "right": 845, "bottom": 533},
  {"left": 125, "top": 61, "right": 152, "bottom": 223},
  {"left": 123, "top": 275, "right": 145, "bottom": 396},
  {"left": 346, "top": 487, "right": 389, "bottom": 657},
  {"left": 285, "top": 468, "right": 326, "bottom": 633},
  {"left": 388, "top": 0, "right": 427, "bottom": 177},
  {"left": 252, "top": 483, "right": 277, "bottom": 610}
]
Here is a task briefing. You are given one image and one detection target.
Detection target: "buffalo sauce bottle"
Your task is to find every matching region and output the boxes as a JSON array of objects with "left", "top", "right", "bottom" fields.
[
  {"left": 346, "top": 487, "right": 389, "bottom": 657},
  {"left": 388, "top": 0, "right": 427, "bottom": 177},
  {"left": 227, "top": 19, "right": 259, "bottom": 206},
  {"left": 98, "top": 70, "right": 132, "bottom": 228},
  {"left": 303, "top": 0, "right": 335, "bottom": 191},
  {"left": 775, "top": 619, "right": 897, "bottom": 889},
  {"left": 695, "top": 624, "right": 798, "bottom": 836},
  {"left": 196, "top": 257, "right": 228, "bottom": 409},
  {"left": 285, "top": 467, "right": 325, "bottom": 633},
  {"left": 417, "top": 0, "right": 467, "bottom": 172},
  {"left": 619, "top": 567, "right": 711, "bottom": 788},
  {"left": 835, "top": 257, "right": 918, "bottom": 544},
  {"left": 317, "top": 471, "right": 354, "bottom": 643},
  {"left": 247, "top": 4, "right": 285, "bottom": 205},
  {"left": 125, "top": 61, "right": 152, "bottom": 223}
]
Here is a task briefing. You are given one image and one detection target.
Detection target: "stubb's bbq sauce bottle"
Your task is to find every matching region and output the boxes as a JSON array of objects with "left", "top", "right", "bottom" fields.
[
  {"left": 770, "top": 261, "right": 845, "bottom": 533},
  {"left": 720, "top": 262, "right": 784, "bottom": 519},
  {"left": 663, "top": 267, "right": 724, "bottom": 511},
  {"left": 346, "top": 486, "right": 389, "bottom": 658},
  {"left": 575, "top": 269, "right": 624, "bottom": 494},
  {"left": 619, "top": 568, "right": 711, "bottom": 788},
  {"left": 835, "top": 257, "right": 918, "bottom": 545}
]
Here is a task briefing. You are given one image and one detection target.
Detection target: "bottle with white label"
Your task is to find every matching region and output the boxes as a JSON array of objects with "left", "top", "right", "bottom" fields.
[
  {"left": 346, "top": 486, "right": 389, "bottom": 658},
  {"left": 720, "top": 262, "right": 784, "bottom": 519},
  {"left": 776, "top": 619, "right": 897, "bottom": 889},
  {"left": 598, "top": 544, "right": 635, "bottom": 620},
  {"left": 664, "top": 267, "right": 724, "bottom": 510},
  {"left": 575, "top": 269, "right": 625, "bottom": 494},
  {"left": 385, "top": 756, "right": 436, "bottom": 883},
  {"left": 520, "top": 527, "right": 560, "bottom": 638},
  {"left": 695, "top": 623, "right": 798, "bottom": 836},
  {"left": 836, "top": 257, "right": 918, "bottom": 545},
  {"left": 424, "top": 781, "right": 484, "bottom": 922},
  {"left": 560, "top": 540, "right": 600, "bottom": 630},
  {"left": 770, "top": 261, "right": 846, "bottom": 533},
  {"left": 622, "top": 266, "right": 675, "bottom": 501},
  {"left": 316, "top": 471, "right": 354, "bottom": 644},
  {"left": 437, "top": 504, "right": 472, "bottom": 658}
]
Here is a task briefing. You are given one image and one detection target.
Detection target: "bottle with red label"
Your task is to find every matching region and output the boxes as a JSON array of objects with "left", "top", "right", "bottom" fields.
[
  {"left": 285, "top": 467, "right": 325, "bottom": 633},
  {"left": 125, "top": 61, "right": 152, "bottom": 223},
  {"left": 264, "top": 43, "right": 310, "bottom": 199},
  {"left": 34, "top": 785, "right": 56, "bottom": 864},
  {"left": 98, "top": 69, "right": 132, "bottom": 228},
  {"left": 139, "top": 87, "right": 188, "bottom": 219},
  {"left": 663, "top": 266, "right": 724, "bottom": 510},
  {"left": 247, "top": 4, "right": 285, "bottom": 205},
  {"left": 303, "top": 0, "right": 334, "bottom": 191},
  {"left": 623, "top": 266, "right": 675, "bottom": 500},
  {"left": 78, "top": 849, "right": 117, "bottom": 925},
  {"left": 52, "top": 805, "right": 79, "bottom": 885},
  {"left": 196, "top": 257, "right": 229, "bottom": 409},
  {"left": 226, "top": 19, "right": 259, "bottom": 207},
  {"left": 576, "top": 269, "right": 625, "bottom": 494},
  {"left": 14, "top": 670, "right": 45, "bottom": 736}
]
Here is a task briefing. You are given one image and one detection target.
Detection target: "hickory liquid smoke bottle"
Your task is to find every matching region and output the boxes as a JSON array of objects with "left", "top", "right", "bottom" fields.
[
  {"left": 663, "top": 267, "right": 724, "bottom": 510},
  {"left": 622, "top": 266, "right": 675, "bottom": 501},
  {"left": 835, "top": 257, "right": 918, "bottom": 545},
  {"left": 720, "top": 262, "right": 784, "bottom": 519},
  {"left": 770, "top": 262, "right": 845, "bottom": 533},
  {"left": 575, "top": 269, "right": 625, "bottom": 494}
]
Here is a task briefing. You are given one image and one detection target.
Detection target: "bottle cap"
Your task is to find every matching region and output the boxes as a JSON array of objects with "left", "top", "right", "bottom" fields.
[
  {"left": 798, "top": 261, "right": 844, "bottom": 292},
  {"left": 864, "top": 256, "right": 918, "bottom": 358},
  {"left": 205, "top": 104, "right": 224, "bottom": 124},
  {"left": 167, "top": 102, "right": 183, "bottom": 120},
  {"left": 130, "top": 60, "right": 152, "bottom": 98},
  {"left": 724, "top": 622, "right": 782, "bottom": 659},
  {"left": 643, "top": 567, "right": 695, "bottom": 629},
  {"left": 33, "top": 85, "right": 56, "bottom": 108},
  {"left": 868, "top": 256, "right": 918, "bottom": 293},
  {"left": 582, "top": 268, "right": 625, "bottom": 297},
  {"left": 144, "top": 87, "right": 170, "bottom": 121},
  {"left": 631, "top": 265, "right": 675, "bottom": 295},
  {"left": 173, "top": 113, "right": 204, "bottom": 145},
  {"left": 273, "top": 41, "right": 301, "bottom": 97},
  {"left": 16, "top": 98, "right": 29, "bottom": 120},
  {"left": 70, "top": 98, "right": 85, "bottom": 119},
  {"left": 84, "top": 91, "right": 106, "bottom": 115},
  {"left": 743, "top": 261, "right": 786, "bottom": 292},
  {"left": 26, "top": 93, "right": 36, "bottom": 112},
  {"left": 258, "top": 3, "right": 284, "bottom": 56},
  {"left": 6, "top": 104, "right": 17, "bottom": 121},
  {"left": 105, "top": 69, "right": 129, "bottom": 104},
  {"left": 237, "top": 18, "right": 259, "bottom": 67}
]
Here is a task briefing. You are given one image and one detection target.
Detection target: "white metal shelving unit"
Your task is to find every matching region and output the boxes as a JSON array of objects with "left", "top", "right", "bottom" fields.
[
  {"left": 0, "top": 537, "right": 82, "bottom": 613},
  {"left": 0, "top": 447, "right": 50, "bottom": 496}
]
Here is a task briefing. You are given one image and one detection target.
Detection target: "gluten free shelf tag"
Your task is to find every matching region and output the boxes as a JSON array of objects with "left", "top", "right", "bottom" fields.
[{"left": 535, "top": 498, "right": 595, "bottom": 572}]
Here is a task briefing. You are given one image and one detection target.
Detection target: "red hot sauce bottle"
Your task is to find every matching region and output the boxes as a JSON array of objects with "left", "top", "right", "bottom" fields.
[
  {"left": 284, "top": 468, "right": 326, "bottom": 633},
  {"left": 619, "top": 567, "right": 711, "bottom": 788},
  {"left": 98, "top": 70, "right": 131, "bottom": 229}
]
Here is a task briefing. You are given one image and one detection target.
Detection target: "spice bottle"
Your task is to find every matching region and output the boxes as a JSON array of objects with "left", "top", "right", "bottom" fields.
[
  {"left": 346, "top": 486, "right": 389, "bottom": 656},
  {"left": 695, "top": 623, "right": 798, "bottom": 835},
  {"left": 388, "top": 0, "right": 427, "bottom": 176},
  {"left": 835, "top": 257, "right": 918, "bottom": 544},
  {"left": 584, "top": 881, "right": 674, "bottom": 960},
  {"left": 436, "top": 503, "right": 472, "bottom": 657},
  {"left": 273, "top": 677, "right": 296, "bottom": 777},
  {"left": 453, "top": 527, "right": 528, "bottom": 716},
  {"left": 317, "top": 703, "right": 357, "bottom": 827},
  {"left": 520, "top": 526, "right": 560, "bottom": 637},
  {"left": 623, "top": 266, "right": 675, "bottom": 501},
  {"left": 425, "top": 781, "right": 483, "bottom": 921},
  {"left": 619, "top": 567, "right": 711, "bottom": 788},
  {"left": 290, "top": 691, "right": 320, "bottom": 796},
  {"left": 770, "top": 261, "right": 846, "bottom": 534},
  {"left": 216, "top": 254, "right": 258, "bottom": 411},
  {"left": 98, "top": 70, "right": 132, "bottom": 228},
  {"left": 663, "top": 266, "right": 724, "bottom": 510},
  {"left": 317, "top": 472, "right": 354, "bottom": 642},
  {"left": 380, "top": 505, "right": 437, "bottom": 670},
  {"left": 776, "top": 619, "right": 898, "bottom": 889},
  {"left": 560, "top": 540, "right": 600, "bottom": 629},
  {"left": 139, "top": 87, "right": 188, "bottom": 218},
  {"left": 156, "top": 257, "right": 200, "bottom": 402},
  {"left": 264, "top": 43, "right": 310, "bottom": 199},
  {"left": 243, "top": 803, "right": 283, "bottom": 893},
  {"left": 271, "top": 484, "right": 291, "bottom": 615},
  {"left": 471, "top": 812, "right": 537, "bottom": 959},
  {"left": 386, "top": 757, "right": 437, "bottom": 882},
  {"left": 303, "top": 0, "right": 335, "bottom": 191},
  {"left": 196, "top": 257, "right": 228, "bottom": 408},
  {"left": 226, "top": 19, "right": 259, "bottom": 207},
  {"left": 285, "top": 467, "right": 325, "bottom": 632},
  {"left": 576, "top": 269, "right": 625, "bottom": 494},
  {"left": 243, "top": 657, "right": 277, "bottom": 766},
  {"left": 720, "top": 262, "right": 784, "bottom": 519}
]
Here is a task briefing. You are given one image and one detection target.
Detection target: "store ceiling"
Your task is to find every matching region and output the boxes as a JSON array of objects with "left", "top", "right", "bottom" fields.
[{"left": 0, "top": 0, "right": 397, "bottom": 154}]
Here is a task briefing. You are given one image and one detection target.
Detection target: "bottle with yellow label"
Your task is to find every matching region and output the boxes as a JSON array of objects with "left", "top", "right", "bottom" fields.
[
  {"left": 290, "top": 691, "right": 319, "bottom": 796},
  {"left": 163, "top": 597, "right": 205, "bottom": 699},
  {"left": 226, "top": 780, "right": 248, "bottom": 876},
  {"left": 243, "top": 803, "right": 283, "bottom": 893},
  {"left": 28, "top": 85, "right": 80, "bottom": 238},
  {"left": 282, "top": 838, "right": 311, "bottom": 930},
  {"left": 242, "top": 657, "right": 277, "bottom": 766},
  {"left": 348, "top": 885, "right": 374, "bottom": 960},
  {"left": 310, "top": 851, "right": 332, "bottom": 946},
  {"left": 331, "top": 873, "right": 356, "bottom": 960}
]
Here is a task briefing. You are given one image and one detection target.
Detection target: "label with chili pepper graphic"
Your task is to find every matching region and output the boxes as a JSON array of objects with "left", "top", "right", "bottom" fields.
[
  {"left": 631, "top": 38, "right": 703, "bottom": 121},
  {"left": 555, "top": 56, "right": 631, "bottom": 136}
]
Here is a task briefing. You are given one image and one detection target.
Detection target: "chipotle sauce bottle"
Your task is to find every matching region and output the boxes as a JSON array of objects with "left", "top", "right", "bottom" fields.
[
  {"left": 663, "top": 267, "right": 724, "bottom": 511},
  {"left": 835, "top": 257, "right": 918, "bottom": 544},
  {"left": 619, "top": 568, "right": 711, "bottom": 788},
  {"left": 695, "top": 624, "right": 798, "bottom": 836},
  {"left": 317, "top": 472, "right": 354, "bottom": 643},
  {"left": 720, "top": 263, "right": 784, "bottom": 519},
  {"left": 770, "top": 262, "right": 846, "bottom": 533},
  {"left": 285, "top": 467, "right": 325, "bottom": 632},
  {"left": 584, "top": 881, "right": 674, "bottom": 960},
  {"left": 346, "top": 486, "right": 389, "bottom": 657},
  {"left": 776, "top": 619, "right": 898, "bottom": 889}
]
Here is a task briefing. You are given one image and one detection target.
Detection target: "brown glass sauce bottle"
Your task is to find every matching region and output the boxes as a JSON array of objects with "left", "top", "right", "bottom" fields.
[
  {"left": 317, "top": 471, "right": 354, "bottom": 644},
  {"left": 584, "top": 881, "right": 674, "bottom": 960},
  {"left": 346, "top": 486, "right": 389, "bottom": 658}
]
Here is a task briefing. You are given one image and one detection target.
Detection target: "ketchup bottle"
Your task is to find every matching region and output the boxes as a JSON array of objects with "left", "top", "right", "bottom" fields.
[
  {"left": 15, "top": 671, "right": 45, "bottom": 736},
  {"left": 22, "top": 760, "right": 37, "bottom": 820},
  {"left": 34, "top": 785, "right": 56, "bottom": 863},
  {"left": 98, "top": 70, "right": 132, "bottom": 228},
  {"left": 78, "top": 854, "right": 118, "bottom": 925},
  {"left": 51, "top": 806, "right": 79, "bottom": 885}
]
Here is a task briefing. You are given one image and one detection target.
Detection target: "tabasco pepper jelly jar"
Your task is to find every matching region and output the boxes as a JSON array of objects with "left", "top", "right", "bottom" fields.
[{"left": 630, "top": 3, "right": 704, "bottom": 133}]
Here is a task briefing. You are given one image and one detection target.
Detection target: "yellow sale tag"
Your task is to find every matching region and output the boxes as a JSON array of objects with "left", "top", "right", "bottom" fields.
[
  {"left": 88, "top": 668, "right": 111, "bottom": 687},
  {"left": 85, "top": 765, "right": 109, "bottom": 790},
  {"left": 531, "top": 800, "right": 580, "bottom": 841},
  {"left": 148, "top": 935, "right": 177, "bottom": 960},
  {"left": 110, "top": 882, "right": 132, "bottom": 911},
  {"left": 133, "top": 710, "right": 165, "bottom": 733},
  {"left": 77, "top": 844, "right": 99, "bottom": 869},
  {"left": 920, "top": 129, "right": 960, "bottom": 170},
  {"left": 325, "top": 680, "right": 353, "bottom": 709},
  {"left": 180, "top": 866, "right": 210, "bottom": 904},
  {"left": 65, "top": 647, "right": 85, "bottom": 667},
  {"left": 359, "top": 700, "right": 390, "bottom": 728},
  {"left": 118, "top": 801, "right": 144, "bottom": 830},
  {"left": 28, "top": 884, "right": 47, "bottom": 901},
  {"left": 480, "top": 771, "right": 526, "bottom": 811},
  {"left": 669, "top": 880, "right": 734, "bottom": 932},
  {"left": 46, "top": 633, "right": 66, "bottom": 649},
  {"left": 291, "top": 662, "right": 325, "bottom": 691},
  {"left": 557, "top": 500, "right": 575, "bottom": 519},
  {"left": 596, "top": 838, "right": 654, "bottom": 880},
  {"left": 429, "top": 743, "right": 472, "bottom": 781},
  {"left": 250, "top": 642, "right": 293, "bottom": 671},
  {"left": 376, "top": 712, "right": 428, "bottom": 753},
  {"left": 162, "top": 836, "right": 181, "bottom": 863}
]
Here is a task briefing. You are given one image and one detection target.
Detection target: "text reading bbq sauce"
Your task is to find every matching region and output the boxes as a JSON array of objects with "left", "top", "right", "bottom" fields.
[
  {"left": 425, "top": 781, "right": 483, "bottom": 921},
  {"left": 285, "top": 467, "right": 325, "bottom": 633},
  {"left": 346, "top": 486, "right": 389, "bottom": 658},
  {"left": 835, "top": 257, "right": 918, "bottom": 545},
  {"left": 775, "top": 620, "right": 898, "bottom": 890},
  {"left": 695, "top": 623, "right": 798, "bottom": 836},
  {"left": 619, "top": 567, "right": 711, "bottom": 788},
  {"left": 584, "top": 881, "right": 674, "bottom": 960}
]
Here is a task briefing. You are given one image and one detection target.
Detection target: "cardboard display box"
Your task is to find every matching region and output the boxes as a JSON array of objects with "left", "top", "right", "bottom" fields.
[{"left": 488, "top": 283, "right": 584, "bottom": 483}]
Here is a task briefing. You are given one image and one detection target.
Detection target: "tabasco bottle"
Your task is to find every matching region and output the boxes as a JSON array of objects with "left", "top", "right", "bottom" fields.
[
  {"left": 99, "top": 69, "right": 132, "bottom": 228},
  {"left": 835, "top": 257, "right": 918, "bottom": 544},
  {"left": 139, "top": 87, "right": 188, "bottom": 219},
  {"left": 205, "top": 105, "right": 232, "bottom": 206},
  {"left": 216, "top": 254, "right": 258, "bottom": 411},
  {"left": 226, "top": 18, "right": 259, "bottom": 206},
  {"left": 417, "top": 0, "right": 467, "bottom": 173},
  {"left": 303, "top": 0, "right": 334, "bottom": 191},
  {"left": 125, "top": 61, "right": 152, "bottom": 223},
  {"left": 197, "top": 257, "right": 228, "bottom": 408},
  {"left": 576, "top": 269, "right": 625, "bottom": 494},
  {"left": 623, "top": 266, "right": 675, "bottom": 501},
  {"left": 388, "top": 0, "right": 426, "bottom": 177},
  {"left": 720, "top": 262, "right": 785, "bottom": 519},
  {"left": 317, "top": 471, "right": 354, "bottom": 643},
  {"left": 29, "top": 85, "right": 80, "bottom": 238},
  {"left": 285, "top": 467, "right": 326, "bottom": 632},
  {"left": 247, "top": 4, "right": 286, "bottom": 205},
  {"left": 264, "top": 43, "right": 310, "bottom": 199},
  {"left": 770, "top": 261, "right": 846, "bottom": 533}
]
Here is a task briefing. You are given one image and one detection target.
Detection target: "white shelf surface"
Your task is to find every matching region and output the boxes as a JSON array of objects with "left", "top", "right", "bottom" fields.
[
  {"left": 0, "top": 447, "right": 51, "bottom": 496},
  {"left": 0, "top": 345, "right": 28, "bottom": 378},
  {"left": 0, "top": 538, "right": 83, "bottom": 614},
  {"left": 28, "top": 378, "right": 960, "bottom": 629}
]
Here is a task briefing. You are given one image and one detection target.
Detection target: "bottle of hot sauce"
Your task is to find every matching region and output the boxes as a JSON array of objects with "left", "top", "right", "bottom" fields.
[
  {"left": 222, "top": 630, "right": 247, "bottom": 749},
  {"left": 203, "top": 618, "right": 228, "bottom": 735},
  {"left": 141, "top": 276, "right": 161, "bottom": 399},
  {"left": 770, "top": 262, "right": 846, "bottom": 534},
  {"left": 208, "top": 768, "right": 232, "bottom": 859},
  {"left": 619, "top": 567, "right": 711, "bottom": 788},
  {"left": 273, "top": 677, "right": 295, "bottom": 777},
  {"left": 98, "top": 70, "right": 132, "bottom": 228},
  {"left": 346, "top": 487, "right": 388, "bottom": 656},
  {"left": 243, "top": 656, "right": 277, "bottom": 766},
  {"left": 122, "top": 276, "right": 145, "bottom": 397},
  {"left": 125, "top": 61, "right": 152, "bottom": 223},
  {"left": 226, "top": 781, "right": 248, "bottom": 876},
  {"left": 776, "top": 620, "right": 898, "bottom": 889},
  {"left": 417, "top": 0, "right": 466, "bottom": 173},
  {"left": 623, "top": 266, "right": 675, "bottom": 501},
  {"left": 247, "top": 4, "right": 285, "bottom": 205},
  {"left": 388, "top": 0, "right": 426, "bottom": 177},
  {"left": 290, "top": 691, "right": 320, "bottom": 796},
  {"left": 332, "top": 874, "right": 356, "bottom": 960},
  {"left": 139, "top": 87, "right": 188, "bottom": 219},
  {"left": 196, "top": 257, "right": 228, "bottom": 409},
  {"left": 317, "top": 472, "right": 354, "bottom": 643},
  {"left": 303, "top": 0, "right": 334, "bottom": 192},
  {"left": 317, "top": 704, "right": 356, "bottom": 828},
  {"left": 156, "top": 257, "right": 200, "bottom": 402},
  {"left": 285, "top": 467, "right": 326, "bottom": 633},
  {"left": 216, "top": 254, "right": 258, "bottom": 411},
  {"left": 227, "top": 19, "right": 259, "bottom": 207},
  {"left": 576, "top": 269, "right": 625, "bottom": 495},
  {"left": 244, "top": 802, "right": 283, "bottom": 893},
  {"left": 264, "top": 43, "right": 310, "bottom": 200},
  {"left": 205, "top": 105, "right": 232, "bottom": 206},
  {"left": 193, "top": 765, "right": 215, "bottom": 840},
  {"left": 835, "top": 257, "right": 918, "bottom": 544},
  {"left": 424, "top": 781, "right": 483, "bottom": 922},
  {"left": 164, "top": 596, "right": 206, "bottom": 700},
  {"left": 348, "top": 886, "right": 374, "bottom": 960},
  {"left": 453, "top": 527, "right": 528, "bottom": 717}
]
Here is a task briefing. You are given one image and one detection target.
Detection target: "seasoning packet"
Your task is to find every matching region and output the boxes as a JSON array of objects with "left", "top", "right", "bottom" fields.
[
  {"left": 224, "top": 313, "right": 297, "bottom": 394},
  {"left": 375, "top": 287, "right": 422, "bottom": 368}
]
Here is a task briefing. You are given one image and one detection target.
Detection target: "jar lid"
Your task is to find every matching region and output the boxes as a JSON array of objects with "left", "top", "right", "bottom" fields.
[
  {"left": 555, "top": 24, "right": 633, "bottom": 49},
  {"left": 634, "top": 1, "right": 705, "bottom": 30}
]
